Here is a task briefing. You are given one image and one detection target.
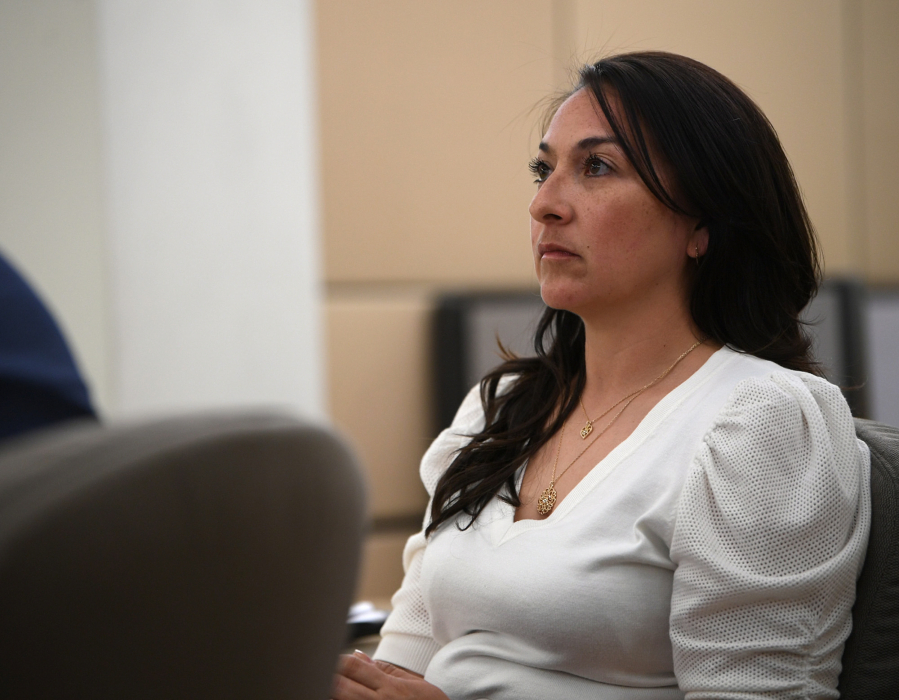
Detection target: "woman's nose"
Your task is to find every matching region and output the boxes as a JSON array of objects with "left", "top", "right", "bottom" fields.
[{"left": 528, "top": 176, "right": 573, "bottom": 225}]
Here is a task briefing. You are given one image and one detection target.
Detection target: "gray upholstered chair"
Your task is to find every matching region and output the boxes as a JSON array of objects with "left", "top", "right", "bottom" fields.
[
  {"left": 837, "top": 419, "right": 899, "bottom": 697},
  {"left": 0, "top": 412, "right": 366, "bottom": 699}
]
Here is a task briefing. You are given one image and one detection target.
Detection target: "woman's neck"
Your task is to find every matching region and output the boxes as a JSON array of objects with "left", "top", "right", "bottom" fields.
[{"left": 578, "top": 302, "right": 709, "bottom": 405}]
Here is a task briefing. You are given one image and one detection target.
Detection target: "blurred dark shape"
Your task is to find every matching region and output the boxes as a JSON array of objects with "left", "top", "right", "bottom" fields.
[
  {"left": 837, "top": 419, "right": 899, "bottom": 697},
  {"left": 0, "top": 251, "right": 97, "bottom": 440},
  {"left": 0, "top": 411, "right": 367, "bottom": 699},
  {"left": 347, "top": 600, "right": 390, "bottom": 642}
]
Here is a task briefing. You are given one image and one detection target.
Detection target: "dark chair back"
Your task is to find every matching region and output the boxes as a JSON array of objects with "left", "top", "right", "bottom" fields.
[
  {"left": 837, "top": 419, "right": 899, "bottom": 697},
  {"left": 0, "top": 412, "right": 366, "bottom": 699}
]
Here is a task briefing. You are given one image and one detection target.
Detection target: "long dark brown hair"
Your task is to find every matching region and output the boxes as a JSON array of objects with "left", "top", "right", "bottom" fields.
[{"left": 426, "top": 51, "right": 822, "bottom": 537}]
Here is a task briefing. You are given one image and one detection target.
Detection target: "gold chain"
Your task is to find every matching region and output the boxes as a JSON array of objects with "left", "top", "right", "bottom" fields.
[
  {"left": 535, "top": 340, "right": 702, "bottom": 516},
  {"left": 577, "top": 339, "right": 702, "bottom": 440},
  {"left": 578, "top": 388, "right": 642, "bottom": 439}
]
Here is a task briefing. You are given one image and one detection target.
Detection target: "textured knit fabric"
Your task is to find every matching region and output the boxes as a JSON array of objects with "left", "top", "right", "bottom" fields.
[{"left": 374, "top": 347, "right": 871, "bottom": 700}]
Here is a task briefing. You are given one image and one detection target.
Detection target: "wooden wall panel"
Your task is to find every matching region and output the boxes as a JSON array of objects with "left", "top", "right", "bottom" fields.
[
  {"left": 327, "top": 294, "right": 432, "bottom": 520},
  {"left": 355, "top": 530, "right": 412, "bottom": 603},
  {"left": 317, "top": 0, "right": 553, "bottom": 285},
  {"left": 861, "top": 0, "right": 899, "bottom": 282}
]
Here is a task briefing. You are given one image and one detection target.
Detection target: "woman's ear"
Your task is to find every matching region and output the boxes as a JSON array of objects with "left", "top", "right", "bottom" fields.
[{"left": 690, "top": 220, "right": 709, "bottom": 258}]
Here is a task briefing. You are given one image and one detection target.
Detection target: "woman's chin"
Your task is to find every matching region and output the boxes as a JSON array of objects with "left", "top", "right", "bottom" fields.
[{"left": 538, "top": 285, "right": 584, "bottom": 314}]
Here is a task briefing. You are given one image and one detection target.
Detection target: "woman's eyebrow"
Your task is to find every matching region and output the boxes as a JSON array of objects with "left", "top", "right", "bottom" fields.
[
  {"left": 537, "top": 136, "right": 618, "bottom": 155},
  {"left": 576, "top": 136, "right": 618, "bottom": 150}
]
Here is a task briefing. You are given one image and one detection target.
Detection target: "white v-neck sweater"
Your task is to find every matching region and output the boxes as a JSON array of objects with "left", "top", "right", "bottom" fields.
[{"left": 374, "top": 347, "right": 871, "bottom": 700}]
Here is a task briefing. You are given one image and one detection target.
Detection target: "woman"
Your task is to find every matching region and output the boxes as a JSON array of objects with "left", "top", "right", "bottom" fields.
[{"left": 333, "top": 51, "right": 870, "bottom": 699}]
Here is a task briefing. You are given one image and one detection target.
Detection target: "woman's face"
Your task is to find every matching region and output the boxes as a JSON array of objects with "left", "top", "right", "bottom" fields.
[{"left": 529, "top": 89, "right": 705, "bottom": 322}]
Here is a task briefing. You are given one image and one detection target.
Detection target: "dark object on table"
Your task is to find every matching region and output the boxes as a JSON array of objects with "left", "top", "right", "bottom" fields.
[{"left": 348, "top": 600, "right": 390, "bottom": 643}]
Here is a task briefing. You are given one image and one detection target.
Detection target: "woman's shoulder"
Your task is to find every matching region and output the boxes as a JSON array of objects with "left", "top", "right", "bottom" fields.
[
  {"left": 684, "top": 347, "right": 868, "bottom": 512},
  {"left": 671, "top": 346, "right": 870, "bottom": 576},
  {"left": 669, "top": 346, "right": 851, "bottom": 443},
  {"left": 711, "top": 346, "right": 855, "bottom": 441},
  {"left": 670, "top": 346, "right": 867, "bottom": 503}
]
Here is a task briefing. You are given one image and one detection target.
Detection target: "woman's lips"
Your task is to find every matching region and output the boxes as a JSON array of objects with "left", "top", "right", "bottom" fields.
[{"left": 538, "top": 243, "right": 578, "bottom": 260}]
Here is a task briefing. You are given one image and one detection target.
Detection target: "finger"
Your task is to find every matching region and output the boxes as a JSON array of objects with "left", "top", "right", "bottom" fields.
[
  {"left": 374, "top": 660, "right": 424, "bottom": 680},
  {"left": 337, "top": 653, "right": 389, "bottom": 690},
  {"left": 331, "top": 671, "right": 376, "bottom": 700}
]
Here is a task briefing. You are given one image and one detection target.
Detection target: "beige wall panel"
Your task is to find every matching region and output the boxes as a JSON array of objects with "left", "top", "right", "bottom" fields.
[
  {"left": 861, "top": 0, "right": 899, "bottom": 282},
  {"left": 355, "top": 530, "right": 413, "bottom": 603},
  {"left": 318, "top": 0, "right": 553, "bottom": 285},
  {"left": 327, "top": 294, "right": 432, "bottom": 519},
  {"left": 841, "top": 0, "right": 867, "bottom": 277},
  {"left": 569, "top": 0, "right": 853, "bottom": 275}
]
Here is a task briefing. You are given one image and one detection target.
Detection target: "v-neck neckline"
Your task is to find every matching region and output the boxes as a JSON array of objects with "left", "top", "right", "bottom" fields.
[{"left": 494, "top": 345, "right": 737, "bottom": 544}]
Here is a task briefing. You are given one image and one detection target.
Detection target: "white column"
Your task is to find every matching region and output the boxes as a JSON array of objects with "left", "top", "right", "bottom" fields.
[{"left": 96, "top": 0, "right": 323, "bottom": 418}]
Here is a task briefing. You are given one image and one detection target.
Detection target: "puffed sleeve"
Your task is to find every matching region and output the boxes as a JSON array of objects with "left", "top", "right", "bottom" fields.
[
  {"left": 373, "top": 383, "right": 486, "bottom": 674},
  {"left": 670, "top": 372, "right": 871, "bottom": 699}
]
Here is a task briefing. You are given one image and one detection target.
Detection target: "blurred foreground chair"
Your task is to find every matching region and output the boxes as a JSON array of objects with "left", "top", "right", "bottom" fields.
[
  {"left": 837, "top": 419, "right": 899, "bottom": 697},
  {"left": 0, "top": 412, "right": 366, "bottom": 699}
]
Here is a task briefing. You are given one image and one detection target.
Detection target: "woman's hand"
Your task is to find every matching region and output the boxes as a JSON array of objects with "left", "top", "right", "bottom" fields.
[{"left": 332, "top": 651, "right": 450, "bottom": 700}]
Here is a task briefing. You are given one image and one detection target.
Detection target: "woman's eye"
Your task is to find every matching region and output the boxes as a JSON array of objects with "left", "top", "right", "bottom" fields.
[
  {"left": 584, "top": 155, "right": 610, "bottom": 177},
  {"left": 528, "top": 158, "right": 551, "bottom": 183}
]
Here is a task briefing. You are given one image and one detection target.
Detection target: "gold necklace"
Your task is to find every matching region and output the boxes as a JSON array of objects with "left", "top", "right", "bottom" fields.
[
  {"left": 535, "top": 340, "right": 702, "bottom": 516},
  {"left": 578, "top": 388, "right": 642, "bottom": 439},
  {"left": 578, "top": 339, "right": 702, "bottom": 439}
]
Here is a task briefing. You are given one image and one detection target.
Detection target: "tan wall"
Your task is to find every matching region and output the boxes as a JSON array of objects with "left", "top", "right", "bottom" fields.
[
  {"left": 318, "top": 0, "right": 899, "bottom": 600},
  {"left": 858, "top": 0, "right": 899, "bottom": 282},
  {"left": 318, "top": 0, "right": 551, "bottom": 287}
]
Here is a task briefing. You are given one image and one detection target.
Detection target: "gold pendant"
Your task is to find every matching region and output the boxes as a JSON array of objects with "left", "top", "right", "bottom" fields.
[
  {"left": 580, "top": 421, "right": 593, "bottom": 439},
  {"left": 536, "top": 484, "right": 557, "bottom": 516}
]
